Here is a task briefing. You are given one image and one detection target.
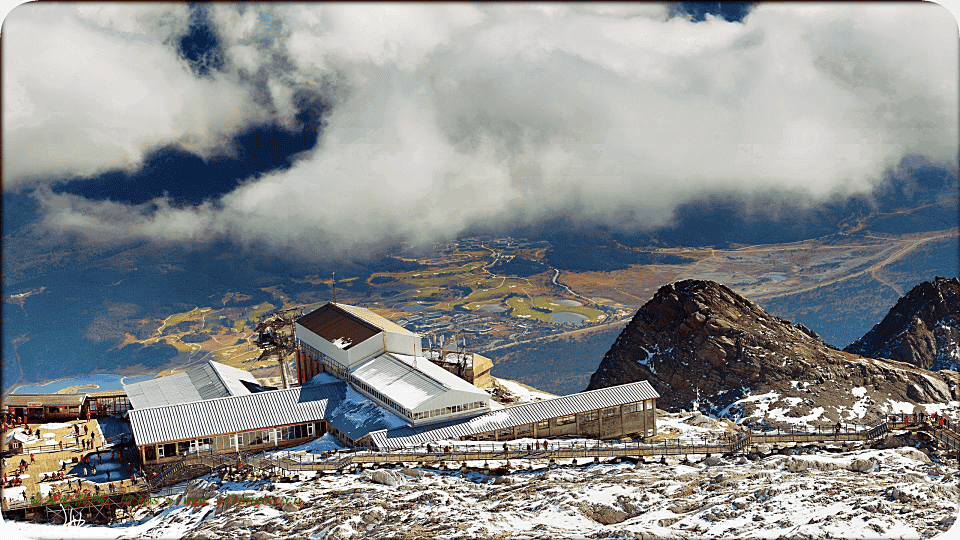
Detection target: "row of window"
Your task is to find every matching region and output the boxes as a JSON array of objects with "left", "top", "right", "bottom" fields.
[
  {"left": 349, "top": 376, "right": 412, "bottom": 419},
  {"left": 623, "top": 402, "right": 651, "bottom": 414},
  {"left": 413, "top": 401, "right": 486, "bottom": 421},
  {"left": 469, "top": 400, "right": 655, "bottom": 439},
  {"left": 300, "top": 340, "right": 349, "bottom": 380},
  {"left": 147, "top": 423, "right": 317, "bottom": 460}
]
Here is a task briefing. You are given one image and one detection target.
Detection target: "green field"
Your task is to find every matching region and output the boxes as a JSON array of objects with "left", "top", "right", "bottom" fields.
[
  {"left": 506, "top": 296, "right": 605, "bottom": 324},
  {"left": 158, "top": 307, "right": 208, "bottom": 332}
]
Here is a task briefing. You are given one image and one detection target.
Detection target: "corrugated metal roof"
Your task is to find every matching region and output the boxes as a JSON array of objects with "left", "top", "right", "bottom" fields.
[
  {"left": 3, "top": 394, "right": 88, "bottom": 408},
  {"left": 369, "top": 380, "right": 660, "bottom": 448},
  {"left": 296, "top": 304, "right": 382, "bottom": 350},
  {"left": 387, "top": 353, "right": 485, "bottom": 396},
  {"left": 123, "top": 361, "right": 259, "bottom": 409},
  {"left": 350, "top": 353, "right": 488, "bottom": 411},
  {"left": 128, "top": 383, "right": 348, "bottom": 446},
  {"left": 336, "top": 303, "right": 417, "bottom": 336}
]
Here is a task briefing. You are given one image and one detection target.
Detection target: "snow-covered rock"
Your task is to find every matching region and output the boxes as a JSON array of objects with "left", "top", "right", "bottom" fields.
[{"left": 368, "top": 469, "right": 404, "bottom": 487}]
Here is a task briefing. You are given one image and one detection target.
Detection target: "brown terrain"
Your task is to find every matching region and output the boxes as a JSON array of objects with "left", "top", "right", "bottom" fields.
[{"left": 586, "top": 279, "right": 957, "bottom": 424}]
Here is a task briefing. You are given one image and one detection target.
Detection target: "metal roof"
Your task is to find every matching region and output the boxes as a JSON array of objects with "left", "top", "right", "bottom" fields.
[
  {"left": 336, "top": 303, "right": 417, "bottom": 337},
  {"left": 123, "top": 361, "right": 259, "bottom": 409},
  {"left": 128, "top": 380, "right": 409, "bottom": 446},
  {"left": 3, "top": 393, "right": 88, "bottom": 408},
  {"left": 128, "top": 383, "right": 347, "bottom": 446},
  {"left": 350, "top": 352, "right": 488, "bottom": 411},
  {"left": 368, "top": 380, "right": 660, "bottom": 449},
  {"left": 296, "top": 304, "right": 382, "bottom": 350},
  {"left": 324, "top": 386, "right": 409, "bottom": 441}
]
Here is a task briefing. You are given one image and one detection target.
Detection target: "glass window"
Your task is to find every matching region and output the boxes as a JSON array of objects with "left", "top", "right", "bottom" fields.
[
  {"left": 537, "top": 420, "right": 549, "bottom": 429},
  {"left": 518, "top": 424, "right": 532, "bottom": 434},
  {"left": 603, "top": 406, "right": 620, "bottom": 418},
  {"left": 557, "top": 415, "right": 576, "bottom": 426}
]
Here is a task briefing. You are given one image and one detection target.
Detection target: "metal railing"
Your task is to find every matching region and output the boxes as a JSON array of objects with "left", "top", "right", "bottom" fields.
[{"left": 86, "top": 411, "right": 960, "bottom": 504}]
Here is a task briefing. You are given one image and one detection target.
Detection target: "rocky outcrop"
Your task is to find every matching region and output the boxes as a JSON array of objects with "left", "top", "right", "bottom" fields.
[
  {"left": 845, "top": 277, "right": 960, "bottom": 371},
  {"left": 587, "top": 279, "right": 954, "bottom": 421}
]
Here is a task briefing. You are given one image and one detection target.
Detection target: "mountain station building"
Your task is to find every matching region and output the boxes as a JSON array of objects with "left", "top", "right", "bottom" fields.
[{"left": 124, "top": 302, "right": 660, "bottom": 472}]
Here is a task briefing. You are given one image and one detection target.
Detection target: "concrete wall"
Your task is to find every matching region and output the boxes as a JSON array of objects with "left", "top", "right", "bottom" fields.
[
  {"left": 346, "top": 333, "right": 386, "bottom": 369},
  {"left": 383, "top": 331, "right": 422, "bottom": 360}
]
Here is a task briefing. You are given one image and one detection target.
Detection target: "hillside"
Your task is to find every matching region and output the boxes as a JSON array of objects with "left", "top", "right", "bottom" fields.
[
  {"left": 845, "top": 276, "right": 960, "bottom": 371},
  {"left": 586, "top": 280, "right": 954, "bottom": 423}
]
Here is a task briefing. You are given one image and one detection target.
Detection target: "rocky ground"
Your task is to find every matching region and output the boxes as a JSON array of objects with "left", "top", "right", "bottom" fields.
[{"left": 4, "top": 412, "right": 959, "bottom": 540}]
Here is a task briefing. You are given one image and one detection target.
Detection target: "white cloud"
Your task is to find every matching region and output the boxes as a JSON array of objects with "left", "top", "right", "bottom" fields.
[
  {"left": 2, "top": 4, "right": 267, "bottom": 188},
  {"left": 6, "top": 3, "right": 957, "bottom": 256}
]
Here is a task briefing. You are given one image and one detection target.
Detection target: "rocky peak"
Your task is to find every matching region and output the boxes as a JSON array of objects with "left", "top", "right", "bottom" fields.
[
  {"left": 844, "top": 277, "right": 960, "bottom": 371},
  {"left": 586, "top": 279, "right": 953, "bottom": 422}
]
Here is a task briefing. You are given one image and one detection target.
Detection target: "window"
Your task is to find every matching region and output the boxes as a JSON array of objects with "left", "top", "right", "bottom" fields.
[
  {"left": 498, "top": 428, "right": 513, "bottom": 438},
  {"left": 518, "top": 424, "right": 532, "bottom": 434},
  {"left": 603, "top": 406, "right": 620, "bottom": 418},
  {"left": 581, "top": 411, "right": 598, "bottom": 422},
  {"left": 557, "top": 415, "right": 576, "bottom": 426},
  {"left": 145, "top": 446, "right": 157, "bottom": 462},
  {"left": 537, "top": 420, "right": 549, "bottom": 429},
  {"left": 644, "top": 400, "right": 653, "bottom": 410},
  {"left": 162, "top": 443, "right": 176, "bottom": 458}
]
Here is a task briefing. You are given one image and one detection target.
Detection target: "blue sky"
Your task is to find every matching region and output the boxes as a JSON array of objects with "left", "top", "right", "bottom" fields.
[{"left": 3, "top": 3, "right": 957, "bottom": 257}]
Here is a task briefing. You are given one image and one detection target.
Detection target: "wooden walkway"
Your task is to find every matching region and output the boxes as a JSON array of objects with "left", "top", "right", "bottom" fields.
[{"left": 2, "top": 412, "right": 953, "bottom": 521}]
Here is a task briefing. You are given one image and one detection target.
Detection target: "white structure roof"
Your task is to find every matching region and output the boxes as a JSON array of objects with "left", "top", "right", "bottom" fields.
[
  {"left": 350, "top": 352, "right": 486, "bottom": 411},
  {"left": 369, "top": 380, "right": 661, "bottom": 448},
  {"left": 123, "top": 361, "right": 261, "bottom": 410}
]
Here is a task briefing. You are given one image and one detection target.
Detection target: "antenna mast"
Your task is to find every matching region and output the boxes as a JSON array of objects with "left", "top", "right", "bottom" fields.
[{"left": 332, "top": 271, "right": 337, "bottom": 304}]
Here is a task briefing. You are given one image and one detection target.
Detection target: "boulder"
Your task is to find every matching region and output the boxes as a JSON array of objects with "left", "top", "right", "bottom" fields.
[
  {"left": 361, "top": 508, "right": 386, "bottom": 524},
  {"left": 369, "top": 469, "right": 405, "bottom": 487},
  {"left": 848, "top": 459, "right": 875, "bottom": 473},
  {"left": 582, "top": 503, "right": 629, "bottom": 525}
]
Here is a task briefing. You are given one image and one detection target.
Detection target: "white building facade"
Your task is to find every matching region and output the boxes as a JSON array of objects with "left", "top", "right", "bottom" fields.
[{"left": 295, "top": 303, "right": 491, "bottom": 426}]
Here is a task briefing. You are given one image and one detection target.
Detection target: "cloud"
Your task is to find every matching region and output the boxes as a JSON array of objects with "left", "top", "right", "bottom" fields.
[
  {"left": 5, "top": 3, "right": 957, "bottom": 259},
  {"left": 2, "top": 4, "right": 268, "bottom": 188}
]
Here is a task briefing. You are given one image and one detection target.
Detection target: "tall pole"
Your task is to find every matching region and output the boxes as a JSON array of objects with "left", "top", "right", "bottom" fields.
[{"left": 332, "top": 272, "right": 337, "bottom": 305}]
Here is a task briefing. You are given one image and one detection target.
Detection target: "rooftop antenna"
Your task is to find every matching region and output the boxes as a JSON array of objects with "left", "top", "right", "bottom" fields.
[{"left": 332, "top": 271, "right": 337, "bottom": 305}]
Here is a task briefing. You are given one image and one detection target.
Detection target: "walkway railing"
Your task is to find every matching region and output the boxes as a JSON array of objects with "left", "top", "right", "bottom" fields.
[{"left": 10, "top": 411, "right": 952, "bottom": 517}]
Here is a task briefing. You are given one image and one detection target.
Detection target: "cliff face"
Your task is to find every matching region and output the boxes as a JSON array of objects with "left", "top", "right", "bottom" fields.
[
  {"left": 587, "top": 280, "right": 954, "bottom": 422},
  {"left": 845, "top": 277, "right": 960, "bottom": 371}
]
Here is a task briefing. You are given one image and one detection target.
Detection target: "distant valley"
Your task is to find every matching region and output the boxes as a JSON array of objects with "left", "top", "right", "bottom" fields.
[{"left": 3, "top": 223, "right": 956, "bottom": 395}]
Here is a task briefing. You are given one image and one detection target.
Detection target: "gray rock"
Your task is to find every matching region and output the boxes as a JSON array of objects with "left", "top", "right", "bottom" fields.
[
  {"left": 849, "top": 459, "right": 876, "bottom": 473},
  {"left": 370, "top": 469, "right": 405, "bottom": 487},
  {"left": 399, "top": 468, "right": 435, "bottom": 478},
  {"left": 361, "top": 507, "right": 386, "bottom": 524}
]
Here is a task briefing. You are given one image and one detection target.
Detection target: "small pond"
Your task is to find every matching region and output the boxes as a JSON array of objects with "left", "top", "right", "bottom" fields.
[{"left": 551, "top": 312, "right": 589, "bottom": 325}]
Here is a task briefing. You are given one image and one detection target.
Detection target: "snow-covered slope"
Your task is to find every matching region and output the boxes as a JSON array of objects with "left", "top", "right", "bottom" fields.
[{"left": 4, "top": 412, "right": 960, "bottom": 540}]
